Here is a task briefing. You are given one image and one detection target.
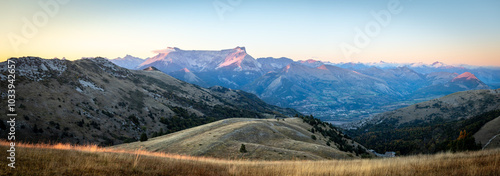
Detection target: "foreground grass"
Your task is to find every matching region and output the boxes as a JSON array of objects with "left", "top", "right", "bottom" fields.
[{"left": 0, "top": 141, "right": 499, "bottom": 176}]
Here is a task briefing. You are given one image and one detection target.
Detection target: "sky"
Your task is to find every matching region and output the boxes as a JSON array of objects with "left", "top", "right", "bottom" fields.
[{"left": 1, "top": 0, "right": 499, "bottom": 66}]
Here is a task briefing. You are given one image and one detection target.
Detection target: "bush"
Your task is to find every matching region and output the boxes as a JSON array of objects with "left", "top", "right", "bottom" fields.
[
  {"left": 129, "top": 115, "right": 140, "bottom": 125},
  {"left": 311, "top": 135, "right": 317, "bottom": 140},
  {"left": 240, "top": 144, "right": 247, "bottom": 153},
  {"left": 77, "top": 119, "right": 85, "bottom": 127},
  {"left": 140, "top": 133, "right": 148, "bottom": 142}
]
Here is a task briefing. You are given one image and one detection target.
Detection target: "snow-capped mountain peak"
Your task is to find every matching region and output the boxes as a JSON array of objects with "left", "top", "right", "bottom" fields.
[{"left": 216, "top": 47, "right": 247, "bottom": 69}]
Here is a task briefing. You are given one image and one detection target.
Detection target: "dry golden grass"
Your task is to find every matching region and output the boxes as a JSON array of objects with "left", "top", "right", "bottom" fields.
[
  {"left": 113, "top": 118, "right": 357, "bottom": 160},
  {"left": 1, "top": 141, "right": 499, "bottom": 176}
]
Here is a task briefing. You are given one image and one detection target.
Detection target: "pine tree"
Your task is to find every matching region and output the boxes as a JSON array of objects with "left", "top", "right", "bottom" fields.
[
  {"left": 240, "top": 144, "right": 247, "bottom": 153},
  {"left": 140, "top": 132, "right": 148, "bottom": 142}
]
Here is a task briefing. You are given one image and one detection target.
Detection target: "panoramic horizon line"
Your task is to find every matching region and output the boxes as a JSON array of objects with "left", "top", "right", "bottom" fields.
[{"left": 5, "top": 52, "right": 499, "bottom": 68}]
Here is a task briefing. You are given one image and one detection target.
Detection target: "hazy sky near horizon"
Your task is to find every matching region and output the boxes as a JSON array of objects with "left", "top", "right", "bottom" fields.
[{"left": 1, "top": 0, "right": 499, "bottom": 66}]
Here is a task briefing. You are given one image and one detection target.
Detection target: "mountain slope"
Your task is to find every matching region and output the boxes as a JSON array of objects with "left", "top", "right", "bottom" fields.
[
  {"left": 473, "top": 115, "right": 500, "bottom": 149},
  {"left": 243, "top": 63, "right": 399, "bottom": 120},
  {"left": 113, "top": 117, "right": 371, "bottom": 160},
  {"left": 137, "top": 47, "right": 263, "bottom": 89},
  {"left": 109, "top": 55, "right": 145, "bottom": 69},
  {"left": 0, "top": 57, "right": 298, "bottom": 146},
  {"left": 109, "top": 50, "right": 499, "bottom": 122},
  {"left": 357, "top": 66, "right": 427, "bottom": 95},
  {"left": 168, "top": 68, "right": 209, "bottom": 87},
  {"left": 256, "top": 57, "right": 294, "bottom": 73},
  {"left": 346, "top": 89, "right": 500, "bottom": 154},
  {"left": 410, "top": 72, "right": 490, "bottom": 99}
]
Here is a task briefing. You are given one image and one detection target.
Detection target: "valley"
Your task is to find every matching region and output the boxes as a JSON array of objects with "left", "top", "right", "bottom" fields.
[{"left": 110, "top": 47, "right": 500, "bottom": 121}]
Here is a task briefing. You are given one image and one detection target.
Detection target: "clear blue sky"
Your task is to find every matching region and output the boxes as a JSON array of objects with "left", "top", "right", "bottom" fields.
[{"left": 1, "top": 0, "right": 499, "bottom": 66}]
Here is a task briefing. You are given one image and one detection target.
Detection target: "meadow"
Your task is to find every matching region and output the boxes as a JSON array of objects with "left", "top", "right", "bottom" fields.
[{"left": 1, "top": 141, "right": 499, "bottom": 176}]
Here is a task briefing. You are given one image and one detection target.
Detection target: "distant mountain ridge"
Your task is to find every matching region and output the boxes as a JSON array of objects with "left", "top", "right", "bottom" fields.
[
  {"left": 329, "top": 61, "right": 500, "bottom": 87},
  {"left": 131, "top": 47, "right": 263, "bottom": 89},
  {"left": 108, "top": 47, "right": 500, "bottom": 121},
  {"left": 137, "top": 46, "right": 261, "bottom": 72},
  {"left": 109, "top": 55, "right": 145, "bottom": 69}
]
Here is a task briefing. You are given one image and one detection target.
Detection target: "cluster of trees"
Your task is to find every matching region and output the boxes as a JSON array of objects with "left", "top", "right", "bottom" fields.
[
  {"left": 207, "top": 105, "right": 264, "bottom": 119},
  {"left": 448, "top": 130, "right": 481, "bottom": 152},
  {"left": 300, "top": 115, "right": 368, "bottom": 156},
  {"left": 349, "top": 110, "right": 500, "bottom": 155},
  {"left": 159, "top": 107, "right": 220, "bottom": 134}
]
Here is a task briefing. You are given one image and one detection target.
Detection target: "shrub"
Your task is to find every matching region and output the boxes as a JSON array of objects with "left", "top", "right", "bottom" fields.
[
  {"left": 129, "top": 115, "right": 140, "bottom": 125},
  {"left": 240, "top": 144, "right": 247, "bottom": 153},
  {"left": 77, "top": 119, "right": 85, "bottom": 127},
  {"left": 140, "top": 133, "right": 148, "bottom": 142}
]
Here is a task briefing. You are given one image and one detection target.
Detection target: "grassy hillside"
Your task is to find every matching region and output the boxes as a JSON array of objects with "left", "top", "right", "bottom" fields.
[
  {"left": 346, "top": 89, "right": 500, "bottom": 155},
  {"left": 474, "top": 115, "right": 500, "bottom": 149},
  {"left": 113, "top": 117, "right": 369, "bottom": 160},
  {"left": 1, "top": 141, "right": 499, "bottom": 176}
]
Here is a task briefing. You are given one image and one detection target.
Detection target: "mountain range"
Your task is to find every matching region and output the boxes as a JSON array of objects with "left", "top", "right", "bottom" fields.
[
  {"left": 109, "top": 54, "right": 145, "bottom": 70},
  {"left": 109, "top": 47, "right": 499, "bottom": 121},
  {"left": 0, "top": 57, "right": 375, "bottom": 159},
  {"left": 1, "top": 55, "right": 498, "bottom": 158}
]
